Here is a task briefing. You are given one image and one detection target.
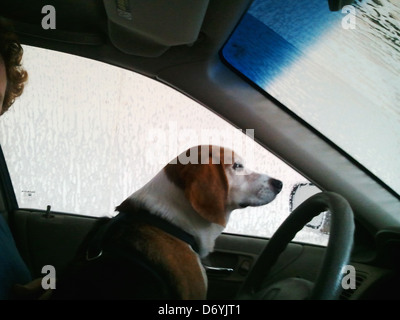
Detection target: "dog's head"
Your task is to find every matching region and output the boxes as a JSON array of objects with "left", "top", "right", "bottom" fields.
[{"left": 164, "top": 145, "right": 282, "bottom": 227}]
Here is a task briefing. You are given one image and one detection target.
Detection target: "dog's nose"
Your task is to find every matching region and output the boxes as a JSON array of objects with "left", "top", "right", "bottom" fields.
[{"left": 269, "top": 178, "right": 283, "bottom": 193}]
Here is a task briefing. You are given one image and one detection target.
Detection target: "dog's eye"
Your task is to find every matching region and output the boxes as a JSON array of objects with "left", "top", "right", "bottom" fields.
[{"left": 232, "top": 162, "right": 244, "bottom": 170}]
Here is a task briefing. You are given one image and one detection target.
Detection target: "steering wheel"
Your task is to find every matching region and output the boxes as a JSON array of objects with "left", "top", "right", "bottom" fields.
[{"left": 237, "top": 192, "right": 355, "bottom": 300}]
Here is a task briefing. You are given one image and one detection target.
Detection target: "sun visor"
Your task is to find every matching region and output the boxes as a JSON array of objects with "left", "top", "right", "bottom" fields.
[{"left": 103, "top": 0, "right": 210, "bottom": 57}]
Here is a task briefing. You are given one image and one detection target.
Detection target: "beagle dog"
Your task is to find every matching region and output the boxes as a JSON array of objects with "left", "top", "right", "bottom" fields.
[{"left": 53, "top": 145, "right": 282, "bottom": 300}]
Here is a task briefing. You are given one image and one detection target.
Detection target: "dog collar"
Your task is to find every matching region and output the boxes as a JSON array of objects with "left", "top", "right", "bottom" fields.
[
  {"left": 127, "top": 209, "right": 200, "bottom": 254},
  {"left": 86, "top": 209, "right": 200, "bottom": 261}
]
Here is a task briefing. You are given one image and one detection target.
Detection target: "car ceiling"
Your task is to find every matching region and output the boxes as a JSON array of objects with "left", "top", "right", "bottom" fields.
[
  {"left": 2, "top": 0, "right": 107, "bottom": 33},
  {"left": 1, "top": 0, "right": 400, "bottom": 237},
  {"left": 1, "top": 0, "right": 250, "bottom": 77}
]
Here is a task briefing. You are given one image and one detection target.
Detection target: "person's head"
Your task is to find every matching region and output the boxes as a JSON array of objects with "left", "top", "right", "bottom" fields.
[{"left": 0, "top": 19, "right": 28, "bottom": 116}]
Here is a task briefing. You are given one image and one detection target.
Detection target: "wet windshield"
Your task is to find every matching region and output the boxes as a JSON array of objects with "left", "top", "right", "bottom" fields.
[{"left": 223, "top": 0, "right": 400, "bottom": 195}]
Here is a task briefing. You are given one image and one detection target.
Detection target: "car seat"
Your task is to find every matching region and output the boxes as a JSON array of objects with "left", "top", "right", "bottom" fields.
[{"left": 0, "top": 214, "right": 32, "bottom": 299}]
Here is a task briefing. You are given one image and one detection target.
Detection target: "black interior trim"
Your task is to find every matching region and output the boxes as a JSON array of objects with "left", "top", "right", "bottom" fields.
[
  {"left": 0, "top": 145, "right": 18, "bottom": 214},
  {"left": 12, "top": 20, "right": 105, "bottom": 45}
]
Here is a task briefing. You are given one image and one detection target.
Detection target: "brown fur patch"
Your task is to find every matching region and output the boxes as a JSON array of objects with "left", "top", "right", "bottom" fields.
[
  {"left": 131, "top": 225, "right": 206, "bottom": 299},
  {"left": 164, "top": 145, "right": 229, "bottom": 226},
  {"left": 106, "top": 216, "right": 206, "bottom": 299}
]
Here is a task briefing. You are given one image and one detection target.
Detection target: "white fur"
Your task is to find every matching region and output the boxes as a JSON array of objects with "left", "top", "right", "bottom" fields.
[
  {"left": 127, "top": 170, "right": 224, "bottom": 258},
  {"left": 225, "top": 153, "right": 279, "bottom": 211}
]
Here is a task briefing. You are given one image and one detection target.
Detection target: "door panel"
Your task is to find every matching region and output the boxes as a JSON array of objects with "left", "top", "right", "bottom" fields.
[
  {"left": 9, "top": 208, "right": 327, "bottom": 300},
  {"left": 205, "top": 233, "right": 326, "bottom": 299},
  {"left": 11, "top": 210, "right": 97, "bottom": 279}
]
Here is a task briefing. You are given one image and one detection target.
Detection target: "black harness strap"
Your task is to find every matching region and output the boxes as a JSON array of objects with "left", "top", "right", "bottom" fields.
[
  {"left": 86, "top": 209, "right": 200, "bottom": 261},
  {"left": 86, "top": 211, "right": 129, "bottom": 261},
  {"left": 128, "top": 209, "right": 200, "bottom": 254}
]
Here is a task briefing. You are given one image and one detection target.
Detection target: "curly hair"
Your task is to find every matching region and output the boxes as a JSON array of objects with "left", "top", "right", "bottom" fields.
[{"left": 0, "top": 18, "right": 28, "bottom": 115}]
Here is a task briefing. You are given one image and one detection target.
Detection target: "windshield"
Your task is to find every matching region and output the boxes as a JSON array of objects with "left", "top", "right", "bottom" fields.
[{"left": 222, "top": 0, "right": 400, "bottom": 195}]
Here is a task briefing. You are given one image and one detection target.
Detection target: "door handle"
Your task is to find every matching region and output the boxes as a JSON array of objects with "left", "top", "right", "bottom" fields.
[{"left": 203, "top": 265, "right": 234, "bottom": 276}]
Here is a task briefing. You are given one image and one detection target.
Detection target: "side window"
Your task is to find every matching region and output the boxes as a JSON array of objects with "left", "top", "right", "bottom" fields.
[{"left": 0, "top": 45, "right": 327, "bottom": 246}]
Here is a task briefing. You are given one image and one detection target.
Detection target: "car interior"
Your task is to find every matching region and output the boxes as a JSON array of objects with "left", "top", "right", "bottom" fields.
[{"left": 1, "top": 0, "right": 400, "bottom": 301}]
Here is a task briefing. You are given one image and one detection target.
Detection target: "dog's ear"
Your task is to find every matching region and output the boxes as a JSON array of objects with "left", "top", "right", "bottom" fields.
[
  {"left": 184, "top": 163, "right": 228, "bottom": 227},
  {"left": 164, "top": 145, "right": 230, "bottom": 226}
]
